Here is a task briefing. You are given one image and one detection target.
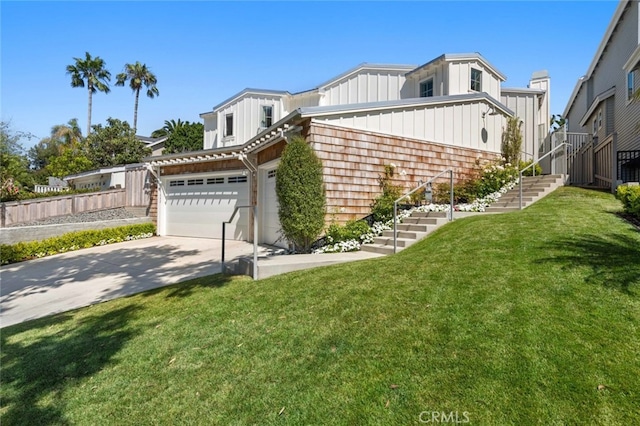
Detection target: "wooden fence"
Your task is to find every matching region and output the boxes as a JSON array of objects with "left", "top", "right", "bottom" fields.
[
  {"left": 1, "top": 166, "right": 152, "bottom": 227},
  {"left": 1, "top": 189, "right": 126, "bottom": 227},
  {"left": 563, "top": 131, "right": 617, "bottom": 191}
]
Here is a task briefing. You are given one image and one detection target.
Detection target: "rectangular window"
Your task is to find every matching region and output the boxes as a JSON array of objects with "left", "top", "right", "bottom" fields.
[
  {"left": 169, "top": 180, "right": 185, "bottom": 187},
  {"left": 187, "top": 179, "right": 204, "bottom": 186},
  {"left": 225, "top": 114, "right": 233, "bottom": 137},
  {"left": 593, "top": 117, "right": 598, "bottom": 134},
  {"left": 598, "top": 109, "right": 602, "bottom": 129},
  {"left": 267, "top": 169, "right": 277, "bottom": 179},
  {"left": 206, "top": 177, "right": 225, "bottom": 185},
  {"left": 419, "top": 78, "right": 434, "bottom": 97},
  {"left": 470, "top": 68, "right": 482, "bottom": 92},
  {"left": 628, "top": 71, "right": 636, "bottom": 100},
  {"left": 261, "top": 105, "right": 273, "bottom": 128},
  {"left": 228, "top": 176, "right": 248, "bottom": 183}
]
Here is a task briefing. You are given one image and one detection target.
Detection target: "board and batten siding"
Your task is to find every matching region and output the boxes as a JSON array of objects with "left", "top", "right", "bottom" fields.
[
  {"left": 310, "top": 102, "right": 505, "bottom": 155},
  {"left": 205, "top": 94, "right": 287, "bottom": 149},
  {"left": 447, "top": 61, "right": 501, "bottom": 99},
  {"left": 501, "top": 91, "right": 541, "bottom": 161},
  {"left": 404, "top": 62, "right": 449, "bottom": 98},
  {"left": 320, "top": 70, "right": 409, "bottom": 106},
  {"left": 307, "top": 121, "right": 500, "bottom": 223}
]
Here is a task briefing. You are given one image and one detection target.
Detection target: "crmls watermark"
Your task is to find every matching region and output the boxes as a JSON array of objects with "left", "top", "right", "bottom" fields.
[{"left": 419, "top": 411, "right": 471, "bottom": 423}]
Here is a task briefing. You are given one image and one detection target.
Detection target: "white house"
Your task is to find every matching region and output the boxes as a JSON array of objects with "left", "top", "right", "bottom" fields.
[
  {"left": 148, "top": 52, "right": 551, "bottom": 248},
  {"left": 564, "top": 0, "right": 640, "bottom": 185},
  {"left": 137, "top": 135, "right": 168, "bottom": 157}
]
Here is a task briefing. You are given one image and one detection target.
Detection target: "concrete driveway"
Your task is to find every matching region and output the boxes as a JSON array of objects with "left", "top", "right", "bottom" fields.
[{"left": 0, "top": 236, "right": 262, "bottom": 328}]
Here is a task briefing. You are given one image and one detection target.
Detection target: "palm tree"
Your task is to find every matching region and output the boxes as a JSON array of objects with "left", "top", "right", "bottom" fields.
[
  {"left": 116, "top": 62, "right": 159, "bottom": 133},
  {"left": 66, "top": 52, "right": 111, "bottom": 135},
  {"left": 52, "top": 118, "right": 83, "bottom": 148},
  {"left": 151, "top": 119, "right": 183, "bottom": 138}
]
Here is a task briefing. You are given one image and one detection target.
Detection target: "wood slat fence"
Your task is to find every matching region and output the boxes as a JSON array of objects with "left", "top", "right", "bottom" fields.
[{"left": 1, "top": 167, "right": 151, "bottom": 227}]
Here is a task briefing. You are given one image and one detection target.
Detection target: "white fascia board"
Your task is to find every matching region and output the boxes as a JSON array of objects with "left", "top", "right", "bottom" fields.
[
  {"left": 63, "top": 165, "right": 127, "bottom": 181},
  {"left": 317, "top": 63, "right": 417, "bottom": 90},
  {"left": 406, "top": 53, "right": 507, "bottom": 82},
  {"left": 210, "top": 88, "right": 290, "bottom": 113},
  {"left": 623, "top": 44, "right": 640, "bottom": 72},
  {"left": 501, "top": 87, "right": 545, "bottom": 95},
  {"left": 578, "top": 86, "right": 617, "bottom": 126}
]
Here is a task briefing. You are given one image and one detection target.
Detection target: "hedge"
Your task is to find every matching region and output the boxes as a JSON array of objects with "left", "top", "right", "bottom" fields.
[
  {"left": 616, "top": 184, "right": 640, "bottom": 218},
  {"left": 0, "top": 223, "right": 156, "bottom": 265}
]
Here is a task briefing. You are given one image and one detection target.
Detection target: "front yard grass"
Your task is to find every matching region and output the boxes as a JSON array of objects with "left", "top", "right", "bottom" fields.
[{"left": 2, "top": 187, "right": 639, "bottom": 424}]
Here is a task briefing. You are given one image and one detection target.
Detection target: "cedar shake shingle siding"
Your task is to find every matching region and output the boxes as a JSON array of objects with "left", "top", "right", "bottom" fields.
[{"left": 308, "top": 122, "right": 498, "bottom": 222}]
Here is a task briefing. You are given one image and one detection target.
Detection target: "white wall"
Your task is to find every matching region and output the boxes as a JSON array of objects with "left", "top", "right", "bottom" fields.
[
  {"left": 311, "top": 101, "right": 506, "bottom": 154},
  {"left": 403, "top": 62, "right": 449, "bottom": 98},
  {"left": 319, "top": 69, "right": 409, "bottom": 106},
  {"left": 204, "top": 93, "right": 286, "bottom": 149},
  {"left": 447, "top": 61, "right": 501, "bottom": 99},
  {"left": 501, "top": 91, "right": 541, "bottom": 161}
]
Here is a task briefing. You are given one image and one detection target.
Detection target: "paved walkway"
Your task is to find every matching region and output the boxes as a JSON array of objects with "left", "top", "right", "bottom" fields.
[{"left": 0, "top": 236, "right": 264, "bottom": 328}]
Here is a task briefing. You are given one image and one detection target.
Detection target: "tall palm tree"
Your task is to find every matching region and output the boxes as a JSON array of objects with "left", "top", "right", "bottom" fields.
[
  {"left": 66, "top": 52, "right": 111, "bottom": 136},
  {"left": 116, "top": 62, "right": 159, "bottom": 133}
]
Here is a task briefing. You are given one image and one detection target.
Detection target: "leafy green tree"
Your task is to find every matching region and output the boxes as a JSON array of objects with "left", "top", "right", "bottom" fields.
[
  {"left": 66, "top": 52, "right": 111, "bottom": 135},
  {"left": 116, "top": 62, "right": 159, "bottom": 132},
  {"left": 1, "top": 122, "right": 35, "bottom": 200},
  {"left": 85, "top": 118, "right": 151, "bottom": 167},
  {"left": 164, "top": 121, "right": 203, "bottom": 154},
  {"left": 501, "top": 116, "right": 523, "bottom": 165},
  {"left": 370, "top": 164, "right": 403, "bottom": 222},
  {"left": 28, "top": 119, "right": 92, "bottom": 180},
  {"left": 276, "top": 135, "right": 326, "bottom": 252}
]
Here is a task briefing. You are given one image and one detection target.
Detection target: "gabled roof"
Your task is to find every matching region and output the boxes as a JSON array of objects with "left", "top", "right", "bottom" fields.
[
  {"left": 564, "top": 0, "right": 632, "bottom": 117},
  {"left": 137, "top": 135, "right": 168, "bottom": 148},
  {"left": 406, "top": 53, "right": 507, "bottom": 81},
  {"left": 316, "top": 63, "right": 417, "bottom": 90},
  {"left": 207, "top": 88, "right": 290, "bottom": 114},
  {"left": 578, "top": 86, "right": 616, "bottom": 126}
]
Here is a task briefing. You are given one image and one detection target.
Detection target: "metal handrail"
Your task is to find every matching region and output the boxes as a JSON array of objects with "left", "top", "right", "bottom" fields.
[
  {"left": 222, "top": 205, "right": 258, "bottom": 279},
  {"left": 519, "top": 142, "right": 568, "bottom": 209},
  {"left": 393, "top": 169, "right": 454, "bottom": 253}
]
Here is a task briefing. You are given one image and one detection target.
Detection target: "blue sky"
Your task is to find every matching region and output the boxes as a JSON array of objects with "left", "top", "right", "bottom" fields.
[{"left": 1, "top": 1, "right": 619, "bottom": 148}]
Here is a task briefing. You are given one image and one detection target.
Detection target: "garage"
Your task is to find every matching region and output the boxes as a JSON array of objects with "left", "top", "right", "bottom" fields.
[
  {"left": 162, "top": 172, "right": 250, "bottom": 240},
  {"left": 260, "top": 162, "right": 286, "bottom": 248}
]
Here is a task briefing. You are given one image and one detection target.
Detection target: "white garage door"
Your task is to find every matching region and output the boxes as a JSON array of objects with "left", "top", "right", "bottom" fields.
[
  {"left": 163, "top": 173, "right": 249, "bottom": 240},
  {"left": 261, "top": 166, "right": 285, "bottom": 247}
]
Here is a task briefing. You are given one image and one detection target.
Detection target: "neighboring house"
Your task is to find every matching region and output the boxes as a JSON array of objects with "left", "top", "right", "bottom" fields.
[
  {"left": 137, "top": 135, "right": 168, "bottom": 157},
  {"left": 65, "top": 164, "right": 143, "bottom": 190},
  {"left": 147, "top": 52, "right": 551, "bottom": 248},
  {"left": 564, "top": 0, "right": 640, "bottom": 185}
]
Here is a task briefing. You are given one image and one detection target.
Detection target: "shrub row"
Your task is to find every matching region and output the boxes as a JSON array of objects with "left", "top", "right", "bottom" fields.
[
  {"left": 616, "top": 184, "right": 640, "bottom": 218},
  {"left": 325, "top": 220, "right": 371, "bottom": 244},
  {"left": 0, "top": 223, "right": 156, "bottom": 265}
]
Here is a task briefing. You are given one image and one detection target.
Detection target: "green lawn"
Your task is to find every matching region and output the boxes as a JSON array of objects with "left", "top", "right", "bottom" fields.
[{"left": 2, "top": 187, "right": 639, "bottom": 425}]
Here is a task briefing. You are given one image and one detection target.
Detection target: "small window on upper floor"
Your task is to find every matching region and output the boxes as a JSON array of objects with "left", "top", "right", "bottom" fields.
[
  {"left": 224, "top": 114, "right": 234, "bottom": 137},
  {"left": 419, "top": 78, "right": 434, "bottom": 97},
  {"left": 261, "top": 105, "right": 273, "bottom": 128},
  {"left": 628, "top": 71, "right": 636, "bottom": 101},
  {"left": 592, "top": 117, "right": 598, "bottom": 134},
  {"left": 470, "top": 68, "right": 482, "bottom": 92},
  {"left": 598, "top": 109, "right": 602, "bottom": 129}
]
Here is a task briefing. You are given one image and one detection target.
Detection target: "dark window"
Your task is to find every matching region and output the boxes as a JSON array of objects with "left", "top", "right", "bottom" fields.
[
  {"left": 187, "top": 179, "right": 204, "bottom": 186},
  {"left": 228, "top": 176, "right": 248, "bottom": 183},
  {"left": 261, "top": 105, "right": 273, "bottom": 128},
  {"left": 470, "top": 68, "right": 482, "bottom": 92},
  {"left": 419, "top": 79, "right": 434, "bottom": 97},
  {"left": 169, "top": 180, "right": 185, "bottom": 187},
  {"left": 225, "top": 114, "right": 233, "bottom": 137},
  {"left": 206, "top": 177, "right": 225, "bottom": 185}
]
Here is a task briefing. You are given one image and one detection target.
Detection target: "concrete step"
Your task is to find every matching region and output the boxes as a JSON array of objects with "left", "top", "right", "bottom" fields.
[
  {"left": 409, "top": 211, "right": 449, "bottom": 218},
  {"left": 382, "top": 230, "right": 429, "bottom": 240},
  {"left": 403, "top": 217, "right": 449, "bottom": 225},
  {"left": 361, "top": 244, "right": 395, "bottom": 255},
  {"left": 373, "top": 236, "right": 416, "bottom": 248},
  {"left": 396, "top": 223, "right": 437, "bottom": 233},
  {"left": 484, "top": 206, "right": 521, "bottom": 213}
]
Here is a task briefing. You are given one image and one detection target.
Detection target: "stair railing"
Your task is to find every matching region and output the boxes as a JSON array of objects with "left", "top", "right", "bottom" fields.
[
  {"left": 222, "top": 205, "right": 258, "bottom": 279},
  {"left": 393, "top": 169, "right": 454, "bottom": 254},
  {"left": 519, "top": 143, "right": 568, "bottom": 210}
]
